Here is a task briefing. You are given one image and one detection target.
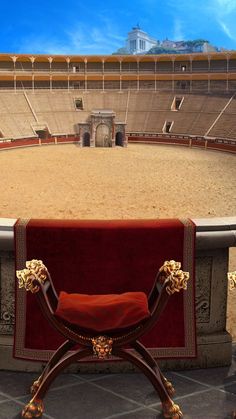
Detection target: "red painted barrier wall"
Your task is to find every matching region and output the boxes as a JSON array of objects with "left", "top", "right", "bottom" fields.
[
  {"left": 128, "top": 135, "right": 236, "bottom": 154},
  {"left": 0, "top": 134, "right": 235, "bottom": 154}
]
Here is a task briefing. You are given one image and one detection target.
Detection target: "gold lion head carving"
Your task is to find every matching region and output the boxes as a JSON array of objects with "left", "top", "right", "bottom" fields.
[
  {"left": 92, "top": 336, "right": 113, "bottom": 359},
  {"left": 16, "top": 259, "right": 48, "bottom": 293},
  {"left": 159, "top": 260, "right": 190, "bottom": 295}
]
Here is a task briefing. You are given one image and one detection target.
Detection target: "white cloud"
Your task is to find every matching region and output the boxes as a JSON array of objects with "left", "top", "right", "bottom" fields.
[
  {"left": 210, "top": 0, "right": 236, "bottom": 44},
  {"left": 219, "top": 21, "right": 236, "bottom": 42},
  {"left": 17, "top": 37, "right": 71, "bottom": 55},
  {"left": 167, "top": 0, "right": 236, "bottom": 46},
  {"left": 16, "top": 18, "right": 126, "bottom": 55},
  {"left": 67, "top": 22, "right": 125, "bottom": 54},
  {"left": 216, "top": 0, "right": 236, "bottom": 13},
  {"left": 173, "top": 20, "right": 185, "bottom": 40}
]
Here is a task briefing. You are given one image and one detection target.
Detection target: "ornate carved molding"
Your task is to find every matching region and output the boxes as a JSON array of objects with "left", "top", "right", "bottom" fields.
[
  {"left": 228, "top": 271, "right": 236, "bottom": 290},
  {"left": 0, "top": 251, "right": 15, "bottom": 334},
  {"left": 195, "top": 256, "right": 212, "bottom": 323}
]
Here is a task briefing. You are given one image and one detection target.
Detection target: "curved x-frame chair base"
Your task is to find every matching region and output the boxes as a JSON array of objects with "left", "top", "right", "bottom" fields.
[
  {"left": 22, "top": 339, "right": 182, "bottom": 419},
  {"left": 16, "top": 259, "right": 189, "bottom": 419}
]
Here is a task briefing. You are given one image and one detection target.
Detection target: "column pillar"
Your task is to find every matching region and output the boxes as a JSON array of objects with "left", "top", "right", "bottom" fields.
[
  {"left": 84, "top": 59, "right": 87, "bottom": 91},
  {"left": 208, "top": 75, "right": 210, "bottom": 93},
  {"left": 48, "top": 57, "right": 53, "bottom": 92},
  {"left": 172, "top": 75, "right": 174, "bottom": 92},
  {"left": 154, "top": 59, "right": 157, "bottom": 91},
  {"left": 102, "top": 59, "right": 105, "bottom": 92},
  {"left": 14, "top": 75, "right": 16, "bottom": 93},
  {"left": 11, "top": 56, "right": 17, "bottom": 71},
  {"left": 66, "top": 57, "right": 70, "bottom": 73},
  {"left": 226, "top": 54, "right": 230, "bottom": 72},
  {"left": 208, "top": 56, "right": 211, "bottom": 72},
  {"left": 137, "top": 59, "right": 139, "bottom": 91},
  {"left": 30, "top": 57, "right": 35, "bottom": 91},
  {"left": 226, "top": 55, "right": 229, "bottom": 92},
  {"left": 190, "top": 57, "right": 193, "bottom": 93},
  {"left": 207, "top": 56, "right": 211, "bottom": 93},
  {"left": 112, "top": 116, "right": 115, "bottom": 147},
  {"left": 172, "top": 57, "right": 175, "bottom": 73},
  {"left": 190, "top": 57, "right": 193, "bottom": 73},
  {"left": 48, "top": 57, "right": 53, "bottom": 71},
  {"left": 30, "top": 56, "right": 35, "bottom": 72},
  {"left": 119, "top": 60, "right": 122, "bottom": 91},
  {"left": 66, "top": 57, "right": 70, "bottom": 91},
  {"left": 172, "top": 57, "right": 175, "bottom": 91},
  {"left": 11, "top": 56, "right": 17, "bottom": 92}
]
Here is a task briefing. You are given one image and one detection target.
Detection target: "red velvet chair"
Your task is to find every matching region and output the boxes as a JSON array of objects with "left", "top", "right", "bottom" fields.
[{"left": 16, "top": 259, "right": 190, "bottom": 419}]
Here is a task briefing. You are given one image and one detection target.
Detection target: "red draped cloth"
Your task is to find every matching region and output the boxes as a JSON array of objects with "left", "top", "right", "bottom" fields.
[{"left": 14, "top": 218, "right": 196, "bottom": 361}]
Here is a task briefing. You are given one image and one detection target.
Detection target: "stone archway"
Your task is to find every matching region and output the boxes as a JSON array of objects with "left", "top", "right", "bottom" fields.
[
  {"left": 95, "top": 123, "right": 111, "bottom": 147},
  {"left": 115, "top": 131, "right": 123, "bottom": 147},
  {"left": 83, "top": 132, "right": 90, "bottom": 147}
]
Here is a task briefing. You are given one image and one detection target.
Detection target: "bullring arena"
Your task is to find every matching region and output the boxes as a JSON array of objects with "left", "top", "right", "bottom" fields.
[{"left": 0, "top": 52, "right": 236, "bottom": 418}]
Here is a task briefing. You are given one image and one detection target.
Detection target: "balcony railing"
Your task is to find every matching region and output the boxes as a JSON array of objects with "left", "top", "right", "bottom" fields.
[{"left": 1, "top": 67, "right": 236, "bottom": 74}]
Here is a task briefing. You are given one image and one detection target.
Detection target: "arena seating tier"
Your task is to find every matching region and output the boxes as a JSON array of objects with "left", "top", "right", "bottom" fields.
[{"left": 0, "top": 90, "right": 236, "bottom": 140}]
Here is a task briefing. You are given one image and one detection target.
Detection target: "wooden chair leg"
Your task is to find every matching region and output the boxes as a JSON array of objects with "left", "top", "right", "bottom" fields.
[
  {"left": 114, "top": 347, "right": 183, "bottom": 419},
  {"left": 31, "top": 339, "right": 75, "bottom": 395},
  {"left": 133, "top": 340, "right": 175, "bottom": 396},
  {"left": 22, "top": 347, "right": 91, "bottom": 419}
]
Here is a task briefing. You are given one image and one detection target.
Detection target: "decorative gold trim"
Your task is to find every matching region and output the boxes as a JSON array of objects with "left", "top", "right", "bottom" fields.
[
  {"left": 22, "top": 398, "right": 44, "bottom": 418},
  {"left": 159, "top": 260, "right": 190, "bottom": 295},
  {"left": 92, "top": 336, "right": 113, "bottom": 359},
  {"left": 163, "top": 377, "right": 175, "bottom": 397},
  {"left": 228, "top": 271, "right": 236, "bottom": 290},
  {"left": 30, "top": 377, "right": 42, "bottom": 395},
  {"left": 64, "top": 322, "right": 143, "bottom": 344},
  {"left": 16, "top": 259, "right": 48, "bottom": 293},
  {"left": 163, "top": 400, "right": 183, "bottom": 419}
]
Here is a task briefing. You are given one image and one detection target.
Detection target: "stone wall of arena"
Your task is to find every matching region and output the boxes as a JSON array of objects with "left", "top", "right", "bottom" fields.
[{"left": 0, "top": 216, "right": 236, "bottom": 372}]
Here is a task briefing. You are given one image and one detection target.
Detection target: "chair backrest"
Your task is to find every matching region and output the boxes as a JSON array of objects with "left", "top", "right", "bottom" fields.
[{"left": 16, "top": 258, "right": 190, "bottom": 346}]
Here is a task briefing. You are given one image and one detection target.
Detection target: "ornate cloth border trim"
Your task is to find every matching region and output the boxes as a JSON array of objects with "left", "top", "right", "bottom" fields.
[
  {"left": 14, "top": 218, "right": 196, "bottom": 361},
  {"left": 14, "top": 219, "right": 31, "bottom": 360}
]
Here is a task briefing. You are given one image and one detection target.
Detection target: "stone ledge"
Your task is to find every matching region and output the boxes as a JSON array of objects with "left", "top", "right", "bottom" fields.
[
  {"left": 1, "top": 217, "right": 236, "bottom": 251},
  {"left": 193, "top": 217, "right": 236, "bottom": 231},
  {"left": 196, "top": 230, "right": 236, "bottom": 249}
]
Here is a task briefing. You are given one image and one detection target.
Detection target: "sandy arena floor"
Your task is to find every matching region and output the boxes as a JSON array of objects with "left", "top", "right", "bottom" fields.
[{"left": 0, "top": 143, "right": 236, "bottom": 336}]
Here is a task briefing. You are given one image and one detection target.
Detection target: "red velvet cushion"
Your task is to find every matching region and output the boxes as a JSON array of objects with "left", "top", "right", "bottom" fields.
[{"left": 55, "top": 291, "right": 150, "bottom": 332}]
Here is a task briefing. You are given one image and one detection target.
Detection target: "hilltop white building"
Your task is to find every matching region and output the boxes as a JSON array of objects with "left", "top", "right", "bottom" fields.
[
  {"left": 114, "top": 26, "right": 217, "bottom": 55},
  {"left": 126, "top": 25, "right": 158, "bottom": 54}
]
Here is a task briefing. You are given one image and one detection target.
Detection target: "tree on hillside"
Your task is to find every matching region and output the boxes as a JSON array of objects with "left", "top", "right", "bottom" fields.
[{"left": 185, "top": 39, "right": 208, "bottom": 47}]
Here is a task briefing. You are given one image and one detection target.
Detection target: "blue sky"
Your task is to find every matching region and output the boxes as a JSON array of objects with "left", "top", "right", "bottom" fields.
[{"left": 1, "top": 0, "right": 236, "bottom": 55}]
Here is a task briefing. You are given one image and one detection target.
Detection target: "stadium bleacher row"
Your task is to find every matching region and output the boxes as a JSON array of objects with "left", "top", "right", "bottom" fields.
[{"left": 0, "top": 90, "right": 236, "bottom": 141}]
